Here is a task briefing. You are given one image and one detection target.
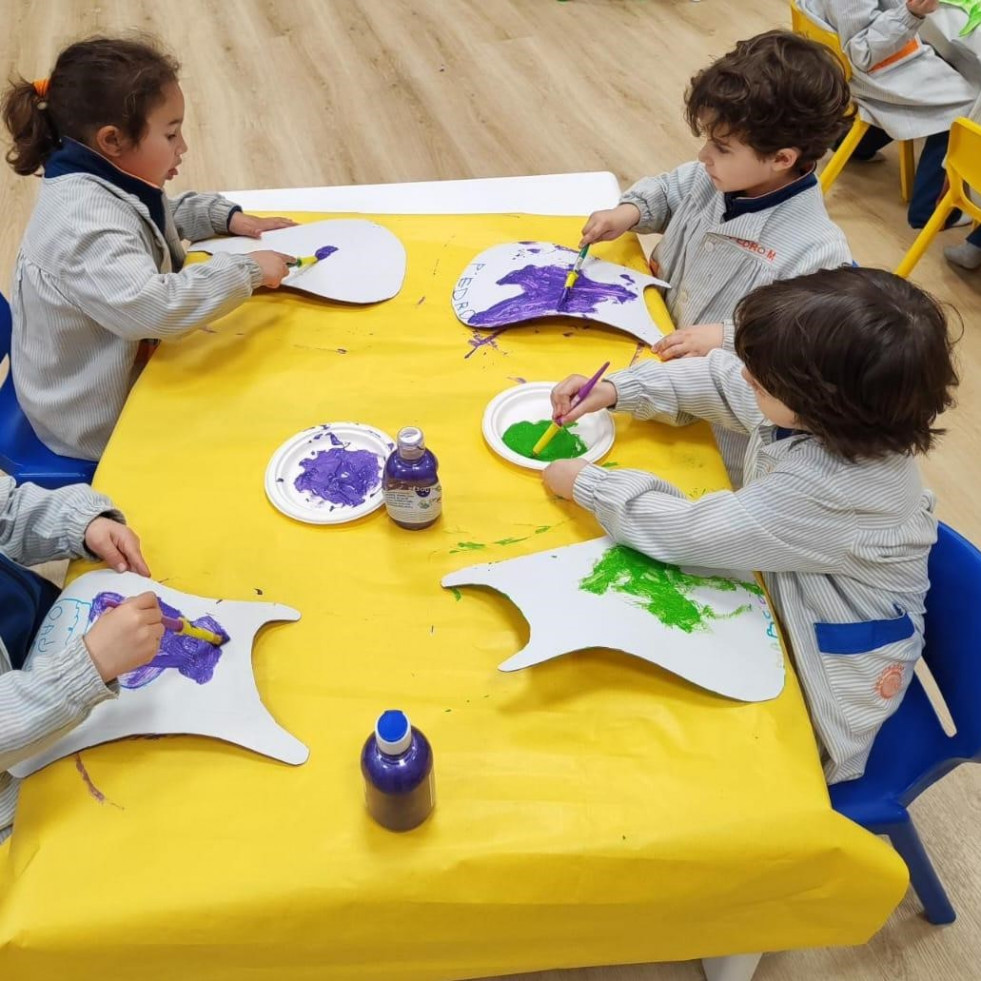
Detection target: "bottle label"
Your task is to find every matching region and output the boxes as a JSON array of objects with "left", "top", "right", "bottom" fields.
[{"left": 385, "top": 482, "right": 442, "bottom": 524}]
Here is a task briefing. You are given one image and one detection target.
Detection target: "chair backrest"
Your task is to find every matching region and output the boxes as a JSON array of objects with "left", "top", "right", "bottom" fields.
[
  {"left": 858, "top": 522, "right": 981, "bottom": 805},
  {"left": 947, "top": 117, "right": 981, "bottom": 224},
  {"left": 0, "top": 291, "right": 11, "bottom": 364},
  {"left": 789, "top": 1, "right": 853, "bottom": 81}
]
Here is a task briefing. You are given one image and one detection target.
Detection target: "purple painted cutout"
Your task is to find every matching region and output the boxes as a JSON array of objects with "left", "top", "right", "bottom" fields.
[
  {"left": 468, "top": 263, "right": 635, "bottom": 328},
  {"left": 89, "top": 592, "right": 230, "bottom": 690},
  {"left": 294, "top": 444, "right": 382, "bottom": 507}
]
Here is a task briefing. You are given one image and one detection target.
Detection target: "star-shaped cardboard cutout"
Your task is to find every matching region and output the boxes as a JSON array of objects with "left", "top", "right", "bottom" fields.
[
  {"left": 9, "top": 571, "right": 307, "bottom": 778},
  {"left": 442, "top": 537, "right": 785, "bottom": 702},
  {"left": 451, "top": 242, "right": 670, "bottom": 346}
]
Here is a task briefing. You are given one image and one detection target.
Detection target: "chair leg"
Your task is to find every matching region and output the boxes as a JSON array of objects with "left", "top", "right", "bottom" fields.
[
  {"left": 899, "top": 140, "right": 916, "bottom": 204},
  {"left": 820, "top": 119, "right": 869, "bottom": 193},
  {"left": 884, "top": 817, "right": 956, "bottom": 925},
  {"left": 895, "top": 189, "right": 956, "bottom": 278}
]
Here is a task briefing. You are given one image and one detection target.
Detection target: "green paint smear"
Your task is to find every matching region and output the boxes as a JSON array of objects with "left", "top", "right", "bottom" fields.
[
  {"left": 600, "top": 461, "right": 620, "bottom": 469},
  {"left": 450, "top": 541, "right": 486, "bottom": 554},
  {"left": 579, "top": 545, "right": 763, "bottom": 634},
  {"left": 502, "top": 419, "right": 588, "bottom": 462},
  {"left": 450, "top": 587, "right": 463, "bottom": 601},
  {"left": 494, "top": 536, "right": 528, "bottom": 546}
]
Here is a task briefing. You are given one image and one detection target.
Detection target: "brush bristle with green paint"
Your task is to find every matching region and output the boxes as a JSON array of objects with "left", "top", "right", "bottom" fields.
[{"left": 558, "top": 244, "right": 590, "bottom": 308}]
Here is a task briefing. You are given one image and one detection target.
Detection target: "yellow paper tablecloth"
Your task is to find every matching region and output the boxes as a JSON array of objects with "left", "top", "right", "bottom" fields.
[{"left": 0, "top": 214, "right": 907, "bottom": 980}]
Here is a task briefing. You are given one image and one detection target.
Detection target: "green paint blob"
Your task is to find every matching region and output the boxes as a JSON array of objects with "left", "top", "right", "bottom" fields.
[
  {"left": 502, "top": 419, "right": 588, "bottom": 462},
  {"left": 579, "top": 545, "right": 762, "bottom": 633}
]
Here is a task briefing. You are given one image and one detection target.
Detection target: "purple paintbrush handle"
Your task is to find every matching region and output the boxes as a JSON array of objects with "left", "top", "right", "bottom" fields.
[{"left": 570, "top": 360, "right": 612, "bottom": 409}]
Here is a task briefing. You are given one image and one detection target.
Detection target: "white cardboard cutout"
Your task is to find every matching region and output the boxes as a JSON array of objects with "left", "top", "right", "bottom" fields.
[
  {"left": 9, "top": 571, "right": 308, "bottom": 777},
  {"left": 190, "top": 218, "right": 406, "bottom": 303},
  {"left": 442, "top": 537, "right": 785, "bottom": 702},
  {"left": 451, "top": 242, "right": 670, "bottom": 346}
]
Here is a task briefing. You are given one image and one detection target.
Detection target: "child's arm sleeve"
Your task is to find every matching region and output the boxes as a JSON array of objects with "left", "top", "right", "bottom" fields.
[
  {"left": 573, "top": 464, "right": 854, "bottom": 573},
  {"left": 830, "top": 0, "right": 923, "bottom": 71},
  {"left": 169, "top": 192, "right": 243, "bottom": 243},
  {"left": 618, "top": 161, "right": 703, "bottom": 234},
  {"left": 60, "top": 224, "right": 263, "bottom": 341},
  {"left": 0, "top": 477, "right": 119, "bottom": 566},
  {"left": 608, "top": 350, "right": 764, "bottom": 435},
  {"left": 0, "top": 637, "right": 116, "bottom": 773}
]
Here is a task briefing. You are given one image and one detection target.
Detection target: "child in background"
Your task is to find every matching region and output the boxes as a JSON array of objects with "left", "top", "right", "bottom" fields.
[
  {"left": 0, "top": 477, "right": 164, "bottom": 842},
  {"left": 542, "top": 267, "right": 957, "bottom": 783},
  {"left": 1, "top": 36, "right": 296, "bottom": 461},
  {"left": 580, "top": 31, "right": 852, "bottom": 486},
  {"left": 804, "top": 0, "right": 979, "bottom": 229}
]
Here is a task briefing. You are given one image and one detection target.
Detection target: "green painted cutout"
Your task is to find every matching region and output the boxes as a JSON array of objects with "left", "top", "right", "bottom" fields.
[
  {"left": 579, "top": 545, "right": 762, "bottom": 634},
  {"left": 940, "top": 0, "right": 981, "bottom": 36},
  {"left": 502, "top": 419, "right": 588, "bottom": 462}
]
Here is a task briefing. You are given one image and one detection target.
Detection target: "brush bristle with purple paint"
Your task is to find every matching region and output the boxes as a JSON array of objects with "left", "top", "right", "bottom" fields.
[{"left": 288, "top": 245, "right": 339, "bottom": 269}]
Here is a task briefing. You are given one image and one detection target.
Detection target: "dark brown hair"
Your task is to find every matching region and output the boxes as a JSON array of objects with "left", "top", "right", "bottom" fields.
[
  {"left": 685, "top": 30, "right": 851, "bottom": 169},
  {"left": 734, "top": 267, "right": 959, "bottom": 461},
  {"left": 2, "top": 35, "right": 180, "bottom": 176}
]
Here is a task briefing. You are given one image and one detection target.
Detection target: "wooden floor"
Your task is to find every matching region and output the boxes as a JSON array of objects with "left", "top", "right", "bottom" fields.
[{"left": 1, "top": 1, "right": 979, "bottom": 978}]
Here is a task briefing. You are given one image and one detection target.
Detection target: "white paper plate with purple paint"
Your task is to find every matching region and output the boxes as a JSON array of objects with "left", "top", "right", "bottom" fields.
[
  {"left": 264, "top": 423, "right": 396, "bottom": 525},
  {"left": 482, "top": 382, "right": 615, "bottom": 472}
]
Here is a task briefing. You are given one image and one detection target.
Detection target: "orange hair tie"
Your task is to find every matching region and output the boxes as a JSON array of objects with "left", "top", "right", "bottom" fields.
[{"left": 32, "top": 78, "right": 50, "bottom": 99}]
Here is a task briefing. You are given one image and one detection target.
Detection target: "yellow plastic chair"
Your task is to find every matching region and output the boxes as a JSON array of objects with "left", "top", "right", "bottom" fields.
[
  {"left": 790, "top": 2, "right": 916, "bottom": 202},
  {"left": 896, "top": 116, "right": 981, "bottom": 277}
]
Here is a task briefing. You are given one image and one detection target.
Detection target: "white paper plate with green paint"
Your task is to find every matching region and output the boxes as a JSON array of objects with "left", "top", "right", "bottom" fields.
[
  {"left": 265, "top": 422, "right": 396, "bottom": 525},
  {"left": 482, "top": 382, "right": 614, "bottom": 472}
]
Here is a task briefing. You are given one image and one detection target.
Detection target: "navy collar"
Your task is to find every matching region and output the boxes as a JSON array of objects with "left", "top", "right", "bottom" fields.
[
  {"left": 722, "top": 168, "right": 817, "bottom": 223},
  {"left": 773, "top": 426, "right": 808, "bottom": 442},
  {"left": 44, "top": 138, "right": 167, "bottom": 237}
]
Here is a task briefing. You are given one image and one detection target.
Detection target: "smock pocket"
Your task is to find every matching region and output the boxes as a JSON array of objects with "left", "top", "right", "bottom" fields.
[{"left": 815, "top": 608, "right": 920, "bottom": 736}]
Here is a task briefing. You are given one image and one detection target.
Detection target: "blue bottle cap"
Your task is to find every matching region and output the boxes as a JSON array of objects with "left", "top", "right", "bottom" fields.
[{"left": 376, "top": 710, "right": 411, "bottom": 755}]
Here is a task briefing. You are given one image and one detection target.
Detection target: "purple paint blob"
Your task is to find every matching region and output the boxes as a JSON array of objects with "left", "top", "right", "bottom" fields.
[
  {"left": 468, "top": 264, "right": 635, "bottom": 328},
  {"left": 315, "top": 245, "right": 339, "bottom": 261},
  {"left": 89, "top": 592, "right": 230, "bottom": 690},
  {"left": 294, "top": 446, "right": 381, "bottom": 507}
]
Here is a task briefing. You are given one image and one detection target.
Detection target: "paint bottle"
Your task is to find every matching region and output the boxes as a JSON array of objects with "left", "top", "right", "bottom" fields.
[
  {"left": 383, "top": 426, "right": 442, "bottom": 530},
  {"left": 361, "top": 710, "right": 435, "bottom": 832}
]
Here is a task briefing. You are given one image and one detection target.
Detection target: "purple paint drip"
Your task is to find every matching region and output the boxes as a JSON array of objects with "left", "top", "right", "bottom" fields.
[
  {"left": 294, "top": 446, "right": 381, "bottom": 507},
  {"left": 89, "top": 592, "right": 229, "bottom": 690},
  {"left": 468, "top": 264, "right": 635, "bottom": 328}
]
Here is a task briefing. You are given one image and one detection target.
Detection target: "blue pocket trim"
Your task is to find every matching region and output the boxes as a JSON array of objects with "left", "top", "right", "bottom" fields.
[{"left": 815, "top": 611, "right": 915, "bottom": 655}]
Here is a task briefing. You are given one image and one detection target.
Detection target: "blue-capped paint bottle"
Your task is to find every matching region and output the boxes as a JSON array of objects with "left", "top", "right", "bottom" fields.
[
  {"left": 361, "top": 710, "right": 435, "bottom": 831},
  {"left": 383, "top": 427, "right": 442, "bottom": 530}
]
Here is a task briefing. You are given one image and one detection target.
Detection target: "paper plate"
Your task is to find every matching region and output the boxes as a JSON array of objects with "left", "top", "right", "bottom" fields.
[
  {"left": 265, "top": 423, "right": 396, "bottom": 525},
  {"left": 482, "top": 382, "right": 614, "bottom": 472}
]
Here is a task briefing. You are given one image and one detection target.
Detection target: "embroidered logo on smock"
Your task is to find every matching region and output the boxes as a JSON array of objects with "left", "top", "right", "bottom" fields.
[
  {"left": 730, "top": 238, "right": 777, "bottom": 262},
  {"left": 876, "top": 664, "right": 905, "bottom": 699}
]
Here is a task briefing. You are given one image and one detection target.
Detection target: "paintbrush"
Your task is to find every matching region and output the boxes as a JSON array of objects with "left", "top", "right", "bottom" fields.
[
  {"left": 287, "top": 245, "right": 338, "bottom": 270},
  {"left": 101, "top": 597, "right": 227, "bottom": 647},
  {"left": 557, "top": 244, "right": 590, "bottom": 308},
  {"left": 532, "top": 360, "right": 611, "bottom": 458}
]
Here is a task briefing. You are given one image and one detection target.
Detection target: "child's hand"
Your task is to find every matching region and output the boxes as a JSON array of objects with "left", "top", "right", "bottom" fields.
[
  {"left": 229, "top": 213, "right": 297, "bottom": 238},
  {"left": 580, "top": 204, "right": 642, "bottom": 247},
  {"left": 83, "top": 592, "right": 164, "bottom": 683},
  {"left": 84, "top": 517, "right": 151, "bottom": 576},
  {"left": 906, "top": 0, "right": 938, "bottom": 16},
  {"left": 248, "top": 250, "right": 295, "bottom": 288},
  {"left": 654, "top": 323, "right": 725, "bottom": 361},
  {"left": 551, "top": 376, "right": 618, "bottom": 425},
  {"left": 543, "top": 459, "right": 589, "bottom": 499}
]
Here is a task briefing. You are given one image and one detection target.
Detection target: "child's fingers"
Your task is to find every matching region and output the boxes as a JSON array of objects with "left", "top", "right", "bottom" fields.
[
  {"left": 128, "top": 592, "right": 162, "bottom": 617},
  {"left": 117, "top": 532, "right": 151, "bottom": 578}
]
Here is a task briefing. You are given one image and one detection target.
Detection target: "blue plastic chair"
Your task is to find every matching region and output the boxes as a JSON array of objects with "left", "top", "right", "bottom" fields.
[
  {"left": 829, "top": 522, "right": 981, "bottom": 925},
  {"left": 0, "top": 292, "right": 96, "bottom": 489}
]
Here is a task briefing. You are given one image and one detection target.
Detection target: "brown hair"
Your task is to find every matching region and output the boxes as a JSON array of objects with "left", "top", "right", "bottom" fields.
[
  {"left": 685, "top": 30, "right": 851, "bottom": 170},
  {"left": 2, "top": 35, "right": 180, "bottom": 176},
  {"left": 734, "top": 267, "right": 959, "bottom": 461}
]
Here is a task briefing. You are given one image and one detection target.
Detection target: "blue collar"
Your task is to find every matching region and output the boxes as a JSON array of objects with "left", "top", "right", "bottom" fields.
[
  {"left": 773, "top": 426, "right": 808, "bottom": 442},
  {"left": 44, "top": 138, "right": 167, "bottom": 237},
  {"left": 722, "top": 168, "right": 817, "bottom": 223}
]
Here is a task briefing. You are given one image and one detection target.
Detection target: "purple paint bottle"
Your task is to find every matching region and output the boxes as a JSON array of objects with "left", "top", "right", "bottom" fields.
[
  {"left": 361, "top": 710, "right": 435, "bottom": 831},
  {"left": 383, "top": 427, "right": 442, "bottom": 530}
]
